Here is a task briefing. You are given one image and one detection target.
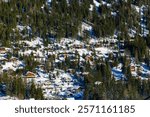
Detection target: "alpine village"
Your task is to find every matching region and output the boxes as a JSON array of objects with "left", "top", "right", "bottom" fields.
[{"left": 0, "top": 0, "right": 150, "bottom": 100}]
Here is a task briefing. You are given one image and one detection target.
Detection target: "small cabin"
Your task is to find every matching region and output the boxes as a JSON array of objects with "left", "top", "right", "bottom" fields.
[
  {"left": 130, "top": 65, "right": 136, "bottom": 72},
  {"left": 0, "top": 47, "right": 7, "bottom": 54},
  {"left": 23, "top": 71, "right": 36, "bottom": 78}
]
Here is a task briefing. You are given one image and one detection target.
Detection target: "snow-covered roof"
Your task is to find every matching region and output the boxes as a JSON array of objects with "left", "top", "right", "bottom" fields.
[{"left": 93, "top": 0, "right": 101, "bottom": 7}]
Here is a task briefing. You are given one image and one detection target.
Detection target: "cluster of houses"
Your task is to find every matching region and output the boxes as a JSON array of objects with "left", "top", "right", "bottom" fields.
[
  {"left": 0, "top": 19, "right": 150, "bottom": 100},
  {"left": 22, "top": 68, "right": 84, "bottom": 100},
  {"left": 0, "top": 0, "right": 150, "bottom": 99},
  {"left": 0, "top": 47, "right": 25, "bottom": 72},
  {"left": 0, "top": 20, "right": 150, "bottom": 99}
]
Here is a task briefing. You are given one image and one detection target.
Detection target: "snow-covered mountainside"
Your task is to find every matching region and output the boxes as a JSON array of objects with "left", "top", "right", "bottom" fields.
[{"left": 0, "top": 0, "right": 150, "bottom": 100}]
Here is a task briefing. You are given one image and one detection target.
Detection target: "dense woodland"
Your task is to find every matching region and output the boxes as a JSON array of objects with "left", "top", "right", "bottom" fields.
[{"left": 0, "top": 0, "right": 150, "bottom": 100}]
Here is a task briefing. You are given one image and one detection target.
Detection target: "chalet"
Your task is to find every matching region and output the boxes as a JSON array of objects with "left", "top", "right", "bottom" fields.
[
  {"left": 9, "top": 57, "right": 18, "bottom": 63},
  {"left": 17, "top": 64, "right": 25, "bottom": 69},
  {"left": 112, "top": 50, "right": 118, "bottom": 58},
  {"left": 120, "top": 49, "right": 125, "bottom": 56},
  {"left": 23, "top": 71, "right": 37, "bottom": 78},
  {"left": 13, "top": 47, "right": 20, "bottom": 51},
  {"left": 0, "top": 57, "right": 8, "bottom": 64},
  {"left": 0, "top": 47, "right": 7, "bottom": 54},
  {"left": 85, "top": 55, "right": 93, "bottom": 62},
  {"left": 37, "top": 65, "right": 45, "bottom": 71},
  {"left": 67, "top": 69, "right": 75, "bottom": 74},
  {"left": 119, "top": 40, "right": 125, "bottom": 46},
  {"left": 73, "top": 44, "right": 83, "bottom": 49},
  {"left": 109, "top": 39, "right": 118, "bottom": 45},
  {"left": 34, "top": 56, "right": 45, "bottom": 63},
  {"left": 81, "top": 22, "right": 92, "bottom": 32},
  {"left": 130, "top": 64, "right": 136, "bottom": 72}
]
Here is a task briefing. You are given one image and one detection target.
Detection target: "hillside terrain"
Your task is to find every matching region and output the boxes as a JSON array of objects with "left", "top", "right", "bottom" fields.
[{"left": 0, "top": 0, "right": 150, "bottom": 100}]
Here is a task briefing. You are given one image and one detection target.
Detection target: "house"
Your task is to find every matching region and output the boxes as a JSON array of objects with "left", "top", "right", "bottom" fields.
[
  {"left": 0, "top": 47, "right": 7, "bottom": 54},
  {"left": 34, "top": 56, "right": 45, "bottom": 62},
  {"left": 120, "top": 49, "right": 125, "bottom": 56},
  {"left": 81, "top": 22, "right": 92, "bottom": 32},
  {"left": 67, "top": 69, "right": 75, "bottom": 74},
  {"left": 85, "top": 55, "right": 93, "bottom": 62},
  {"left": 23, "top": 71, "right": 37, "bottom": 78},
  {"left": 73, "top": 40, "right": 84, "bottom": 49},
  {"left": 9, "top": 57, "right": 18, "bottom": 63},
  {"left": 0, "top": 57, "right": 8, "bottom": 64},
  {"left": 17, "top": 64, "right": 25, "bottom": 69},
  {"left": 37, "top": 65, "right": 45, "bottom": 71},
  {"left": 130, "top": 64, "right": 136, "bottom": 72}
]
